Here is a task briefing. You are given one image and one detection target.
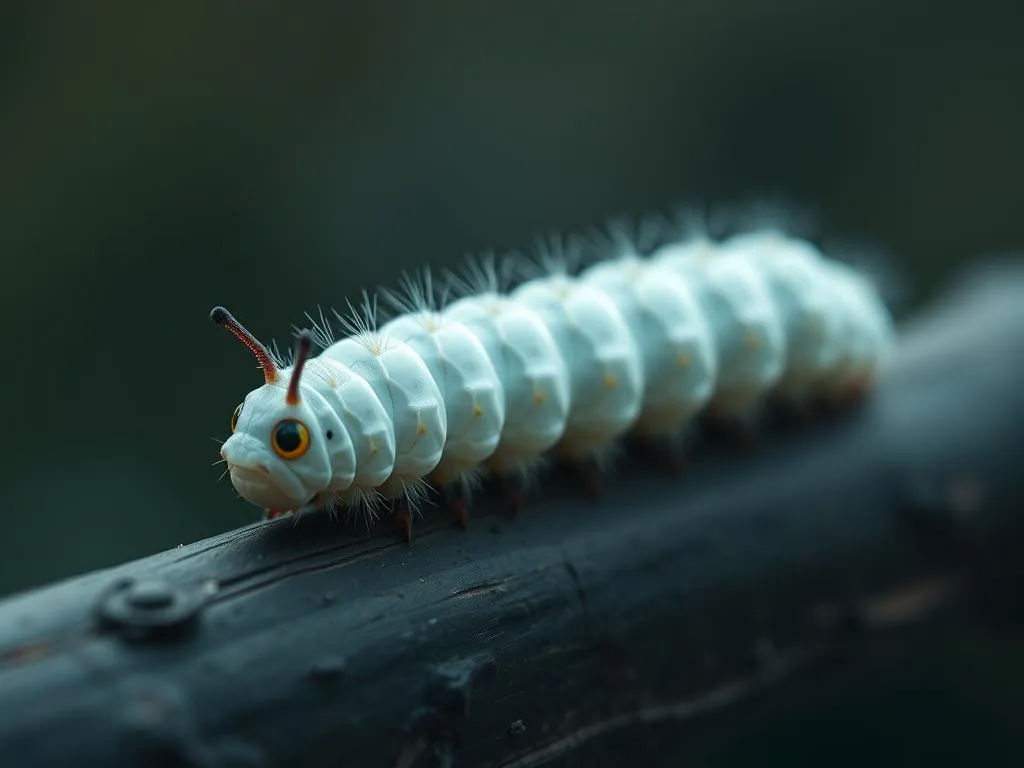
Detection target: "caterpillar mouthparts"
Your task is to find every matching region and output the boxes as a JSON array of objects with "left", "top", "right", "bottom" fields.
[{"left": 211, "top": 215, "right": 894, "bottom": 542}]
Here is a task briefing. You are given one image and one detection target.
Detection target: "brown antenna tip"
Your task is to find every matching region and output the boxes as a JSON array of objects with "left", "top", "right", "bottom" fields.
[
  {"left": 210, "top": 305, "right": 280, "bottom": 384},
  {"left": 286, "top": 330, "right": 314, "bottom": 405}
]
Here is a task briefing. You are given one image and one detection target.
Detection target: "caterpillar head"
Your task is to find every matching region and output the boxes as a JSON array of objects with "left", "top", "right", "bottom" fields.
[{"left": 212, "top": 306, "right": 347, "bottom": 513}]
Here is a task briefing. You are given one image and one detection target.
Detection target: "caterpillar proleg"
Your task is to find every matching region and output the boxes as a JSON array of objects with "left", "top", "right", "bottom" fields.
[{"left": 212, "top": 215, "right": 895, "bottom": 540}]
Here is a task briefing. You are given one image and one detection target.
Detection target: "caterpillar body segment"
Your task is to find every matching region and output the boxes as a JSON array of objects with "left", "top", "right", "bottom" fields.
[
  {"left": 577, "top": 254, "right": 718, "bottom": 439},
  {"left": 442, "top": 292, "right": 571, "bottom": 476},
  {"left": 509, "top": 272, "right": 645, "bottom": 461},
  {"left": 212, "top": 221, "right": 896, "bottom": 539},
  {"left": 379, "top": 309, "right": 506, "bottom": 489},
  {"left": 816, "top": 259, "right": 896, "bottom": 403},
  {"left": 651, "top": 238, "right": 787, "bottom": 421},
  {"left": 307, "top": 358, "right": 398, "bottom": 504},
  {"left": 319, "top": 334, "right": 447, "bottom": 505},
  {"left": 718, "top": 231, "right": 846, "bottom": 406}
]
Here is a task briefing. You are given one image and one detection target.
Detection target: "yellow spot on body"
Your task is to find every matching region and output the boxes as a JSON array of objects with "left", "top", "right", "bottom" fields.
[
  {"left": 369, "top": 438, "right": 378, "bottom": 454},
  {"left": 418, "top": 422, "right": 427, "bottom": 435},
  {"left": 744, "top": 329, "right": 761, "bottom": 350},
  {"left": 676, "top": 353, "right": 692, "bottom": 368},
  {"left": 473, "top": 404, "right": 483, "bottom": 417},
  {"left": 603, "top": 373, "right": 617, "bottom": 389},
  {"left": 533, "top": 391, "right": 546, "bottom": 405},
  {"left": 327, "top": 377, "right": 338, "bottom": 388}
]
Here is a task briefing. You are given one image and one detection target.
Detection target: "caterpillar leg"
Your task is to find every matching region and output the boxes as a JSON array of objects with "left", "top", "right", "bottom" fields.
[
  {"left": 263, "top": 490, "right": 335, "bottom": 522},
  {"left": 439, "top": 482, "right": 470, "bottom": 529},
  {"left": 392, "top": 498, "right": 414, "bottom": 544},
  {"left": 499, "top": 474, "right": 526, "bottom": 518}
]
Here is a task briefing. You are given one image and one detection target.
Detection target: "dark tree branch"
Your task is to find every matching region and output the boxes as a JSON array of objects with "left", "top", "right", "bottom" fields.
[{"left": 1, "top": 262, "right": 1023, "bottom": 768}]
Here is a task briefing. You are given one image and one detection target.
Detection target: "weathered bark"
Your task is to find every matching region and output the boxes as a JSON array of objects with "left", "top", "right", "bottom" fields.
[{"left": 0, "top": 262, "right": 1022, "bottom": 768}]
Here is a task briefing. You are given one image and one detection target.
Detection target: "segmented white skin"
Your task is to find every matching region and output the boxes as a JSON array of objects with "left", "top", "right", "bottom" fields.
[
  {"left": 318, "top": 333, "right": 447, "bottom": 504},
  {"left": 217, "top": 228, "right": 895, "bottom": 521},
  {"left": 716, "top": 230, "right": 846, "bottom": 403},
  {"left": 578, "top": 253, "right": 718, "bottom": 436},
  {"left": 509, "top": 272, "right": 644, "bottom": 460},
  {"left": 650, "top": 236, "right": 787, "bottom": 418},
  {"left": 442, "top": 291, "right": 570, "bottom": 474},
  {"left": 379, "top": 308, "right": 506, "bottom": 485}
]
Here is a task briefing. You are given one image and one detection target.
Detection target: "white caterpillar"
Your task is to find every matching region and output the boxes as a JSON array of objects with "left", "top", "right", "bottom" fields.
[{"left": 213, "top": 223, "right": 894, "bottom": 539}]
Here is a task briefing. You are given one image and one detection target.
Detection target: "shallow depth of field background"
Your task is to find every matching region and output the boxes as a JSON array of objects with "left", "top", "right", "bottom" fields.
[
  {"left": 2, "top": 3, "right": 1024, "bottom": 764},
  {"left": 2, "top": 3, "right": 1022, "bottom": 592}
]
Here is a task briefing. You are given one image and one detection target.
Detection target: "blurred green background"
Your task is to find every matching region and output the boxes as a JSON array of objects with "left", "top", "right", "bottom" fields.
[{"left": 1, "top": 0, "right": 1021, "bottom": 598}]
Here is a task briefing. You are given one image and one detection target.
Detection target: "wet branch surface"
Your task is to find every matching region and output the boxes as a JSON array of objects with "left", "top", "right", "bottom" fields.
[{"left": 1, "top": 263, "right": 1023, "bottom": 768}]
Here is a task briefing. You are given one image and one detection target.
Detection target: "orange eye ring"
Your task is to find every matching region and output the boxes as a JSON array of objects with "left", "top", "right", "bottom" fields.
[
  {"left": 230, "top": 403, "right": 242, "bottom": 433},
  {"left": 271, "top": 419, "right": 311, "bottom": 460}
]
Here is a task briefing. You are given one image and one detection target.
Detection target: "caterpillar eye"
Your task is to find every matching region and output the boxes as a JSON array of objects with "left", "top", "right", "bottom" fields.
[
  {"left": 231, "top": 403, "right": 242, "bottom": 433},
  {"left": 271, "top": 419, "right": 311, "bottom": 460}
]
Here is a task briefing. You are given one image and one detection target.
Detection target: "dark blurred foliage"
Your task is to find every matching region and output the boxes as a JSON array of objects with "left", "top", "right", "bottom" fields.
[{"left": 1, "top": 1, "right": 1021, "bottom": 597}]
